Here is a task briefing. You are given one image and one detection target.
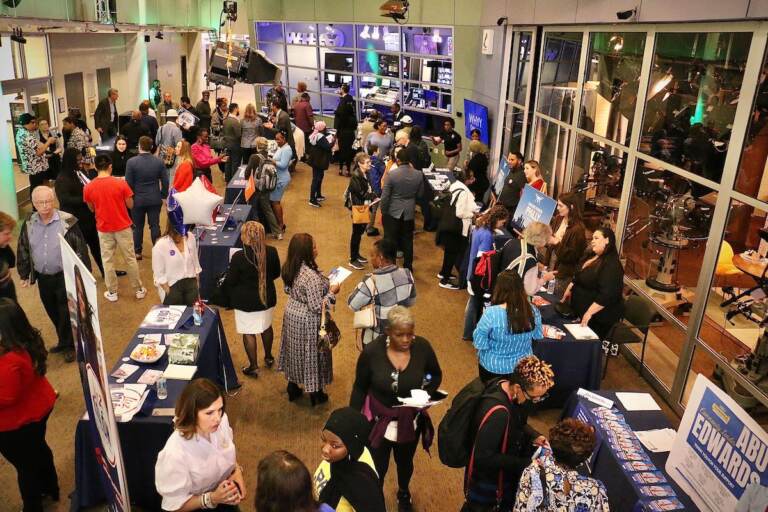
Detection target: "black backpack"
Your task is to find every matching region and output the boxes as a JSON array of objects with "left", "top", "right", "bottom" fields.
[
  {"left": 437, "top": 377, "right": 509, "bottom": 468},
  {"left": 436, "top": 188, "right": 464, "bottom": 237}
]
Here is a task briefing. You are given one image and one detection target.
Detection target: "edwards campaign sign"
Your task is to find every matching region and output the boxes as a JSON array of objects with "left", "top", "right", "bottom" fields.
[{"left": 666, "top": 374, "right": 768, "bottom": 512}]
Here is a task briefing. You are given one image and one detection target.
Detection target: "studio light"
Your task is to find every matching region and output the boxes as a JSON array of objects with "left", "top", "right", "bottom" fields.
[
  {"left": 609, "top": 34, "right": 624, "bottom": 52},
  {"left": 372, "top": 26, "right": 380, "bottom": 40},
  {"left": 155, "top": 31, "right": 164, "bottom": 40},
  {"left": 360, "top": 25, "right": 370, "bottom": 39}
]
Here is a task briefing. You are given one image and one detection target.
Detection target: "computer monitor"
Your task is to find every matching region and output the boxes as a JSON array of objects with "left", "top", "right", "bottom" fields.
[{"left": 381, "top": 78, "right": 391, "bottom": 88}]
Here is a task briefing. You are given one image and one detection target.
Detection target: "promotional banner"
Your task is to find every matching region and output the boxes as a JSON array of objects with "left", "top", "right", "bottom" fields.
[
  {"left": 492, "top": 156, "right": 510, "bottom": 195},
  {"left": 511, "top": 184, "right": 557, "bottom": 230},
  {"left": 60, "top": 234, "right": 129, "bottom": 511},
  {"left": 463, "top": 99, "right": 489, "bottom": 145},
  {"left": 666, "top": 374, "right": 768, "bottom": 512}
]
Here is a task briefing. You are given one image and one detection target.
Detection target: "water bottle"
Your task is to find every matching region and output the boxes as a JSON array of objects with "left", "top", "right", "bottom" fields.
[
  {"left": 547, "top": 279, "right": 556, "bottom": 295},
  {"left": 192, "top": 300, "right": 203, "bottom": 326},
  {"left": 156, "top": 376, "right": 168, "bottom": 400}
]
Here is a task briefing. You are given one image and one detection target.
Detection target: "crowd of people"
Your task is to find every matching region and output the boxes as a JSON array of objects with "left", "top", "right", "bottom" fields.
[{"left": 1, "top": 81, "right": 631, "bottom": 512}]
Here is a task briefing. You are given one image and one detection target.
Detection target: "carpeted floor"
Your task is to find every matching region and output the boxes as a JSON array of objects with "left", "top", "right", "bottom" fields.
[{"left": 0, "top": 160, "right": 679, "bottom": 511}]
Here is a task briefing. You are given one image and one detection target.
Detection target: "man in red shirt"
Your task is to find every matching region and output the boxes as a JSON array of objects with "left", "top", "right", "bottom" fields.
[{"left": 83, "top": 154, "right": 146, "bottom": 302}]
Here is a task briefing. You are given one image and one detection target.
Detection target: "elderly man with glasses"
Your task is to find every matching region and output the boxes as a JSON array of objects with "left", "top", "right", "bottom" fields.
[{"left": 16, "top": 186, "right": 92, "bottom": 362}]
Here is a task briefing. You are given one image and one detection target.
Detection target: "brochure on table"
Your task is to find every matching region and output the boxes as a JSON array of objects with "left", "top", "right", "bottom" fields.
[
  {"left": 666, "top": 374, "right": 768, "bottom": 512},
  {"left": 511, "top": 184, "right": 557, "bottom": 231}
]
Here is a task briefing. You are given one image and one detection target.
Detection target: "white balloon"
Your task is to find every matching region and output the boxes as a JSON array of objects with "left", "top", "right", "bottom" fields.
[{"left": 173, "top": 177, "right": 222, "bottom": 226}]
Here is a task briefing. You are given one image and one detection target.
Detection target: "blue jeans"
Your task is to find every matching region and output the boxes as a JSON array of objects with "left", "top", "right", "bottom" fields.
[
  {"left": 132, "top": 203, "right": 161, "bottom": 253},
  {"left": 463, "top": 294, "right": 482, "bottom": 340}
]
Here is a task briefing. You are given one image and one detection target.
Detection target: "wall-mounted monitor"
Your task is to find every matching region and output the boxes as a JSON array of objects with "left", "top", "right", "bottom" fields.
[
  {"left": 413, "top": 34, "right": 437, "bottom": 55},
  {"left": 323, "top": 52, "right": 354, "bottom": 72}
]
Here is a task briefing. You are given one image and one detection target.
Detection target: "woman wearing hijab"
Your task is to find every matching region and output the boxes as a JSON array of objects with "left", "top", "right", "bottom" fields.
[
  {"left": 307, "top": 121, "right": 334, "bottom": 207},
  {"left": 314, "top": 408, "right": 386, "bottom": 512}
]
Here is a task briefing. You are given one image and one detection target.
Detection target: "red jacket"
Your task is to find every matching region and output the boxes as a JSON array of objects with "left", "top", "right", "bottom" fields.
[
  {"left": 293, "top": 100, "right": 314, "bottom": 133},
  {"left": 0, "top": 350, "right": 56, "bottom": 431}
]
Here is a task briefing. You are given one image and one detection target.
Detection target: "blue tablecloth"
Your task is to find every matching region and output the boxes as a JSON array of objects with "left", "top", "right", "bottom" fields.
[
  {"left": 564, "top": 390, "right": 697, "bottom": 511},
  {"left": 73, "top": 307, "right": 239, "bottom": 510},
  {"left": 224, "top": 165, "right": 247, "bottom": 203},
  {"left": 197, "top": 204, "right": 253, "bottom": 300},
  {"left": 533, "top": 292, "right": 603, "bottom": 407}
]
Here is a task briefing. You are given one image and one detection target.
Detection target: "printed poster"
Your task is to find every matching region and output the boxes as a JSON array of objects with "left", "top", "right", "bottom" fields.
[
  {"left": 666, "top": 374, "right": 768, "bottom": 512},
  {"left": 511, "top": 184, "right": 557, "bottom": 231},
  {"left": 59, "top": 235, "right": 129, "bottom": 511},
  {"left": 492, "top": 155, "right": 510, "bottom": 195}
]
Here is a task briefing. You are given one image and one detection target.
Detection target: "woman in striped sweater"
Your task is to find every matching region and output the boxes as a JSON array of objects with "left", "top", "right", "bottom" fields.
[{"left": 473, "top": 270, "right": 543, "bottom": 382}]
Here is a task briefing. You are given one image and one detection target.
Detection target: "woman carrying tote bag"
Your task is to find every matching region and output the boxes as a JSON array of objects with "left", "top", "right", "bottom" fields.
[{"left": 347, "top": 153, "right": 376, "bottom": 271}]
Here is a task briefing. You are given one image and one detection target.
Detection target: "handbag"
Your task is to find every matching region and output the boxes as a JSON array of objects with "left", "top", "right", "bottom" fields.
[
  {"left": 437, "top": 189, "right": 464, "bottom": 236},
  {"left": 351, "top": 204, "right": 369, "bottom": 224},
  {"left": 352, "top": 275, "right": 379, "bottom": 330},
  {"left": 208, "top": 271, "right": 231, "bottom": 309},
  {"left": 318, "top": 297, "right": 341, "bottom": 352}
]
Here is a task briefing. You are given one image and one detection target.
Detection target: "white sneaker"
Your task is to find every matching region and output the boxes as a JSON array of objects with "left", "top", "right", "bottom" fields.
[
  {"left": 104, "top": 291, "right": 118, "bottom": 302},
  {"left": 135, "top": 287, "right": 147, "bottom": 299}
]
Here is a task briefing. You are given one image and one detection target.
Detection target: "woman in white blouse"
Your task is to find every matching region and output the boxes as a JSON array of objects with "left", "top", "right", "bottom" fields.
[
  {"left": 155, "top": 378, "right": 245, "bottom": 511},
  {"left": 152, "top": 220, "right": 202, "bottom": 306}
]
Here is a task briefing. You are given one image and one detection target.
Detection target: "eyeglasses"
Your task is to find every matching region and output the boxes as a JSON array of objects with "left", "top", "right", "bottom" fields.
[
  {"left": 390, "top": 370, "right": 400, "bottom": 394},
  {"left": 523, "top": 389, "right": 549, "bottom": 404},
  {"left": 33, "top": 199, "right": 55, "bottom": 206}
]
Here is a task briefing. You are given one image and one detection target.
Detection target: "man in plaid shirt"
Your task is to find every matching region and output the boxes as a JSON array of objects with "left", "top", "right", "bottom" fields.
[{"left": 347, "top": 238, "right": 416, "bottom": 345}]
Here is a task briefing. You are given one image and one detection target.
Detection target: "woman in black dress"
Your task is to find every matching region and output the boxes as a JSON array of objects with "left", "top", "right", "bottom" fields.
[
  {"left": 350, "top": 306, "right": 442, "bottom": 512},
  {"left": 561, "top": 227, "right": 624, "bottom": 339},
  {"left": 54, "top": 148, "right": 103, "bottom": 277}
]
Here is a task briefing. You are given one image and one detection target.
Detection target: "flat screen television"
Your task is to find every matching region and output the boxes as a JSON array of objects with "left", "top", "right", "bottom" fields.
[
  {"left": 323, "top": 52, "right": 354, "bottom": 72},
  {"left": 413, "top": 34, "right": 437, "bottom": 55},
  {"left": 463, "top": 99, "right": 489, "bottom": 145}
]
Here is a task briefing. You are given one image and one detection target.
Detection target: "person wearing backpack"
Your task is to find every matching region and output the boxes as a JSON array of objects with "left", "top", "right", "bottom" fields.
[
  {"left": 244, "top": 137, "right": 282, "bottom": 239},
  {"left": 462, "top": 206, "right": 510, "bottom": 340},
  {"left": 463, "top": 356, "right": 554, "bottom": 512},
  {"left": 437, "top": 169, "right": 479, "bottom": 290},
  {"left": 473, "top": 271, "right": 542, "bottom": 383},
  {"left": 307, "top": 121, "right": 334, "bottom": 207}
]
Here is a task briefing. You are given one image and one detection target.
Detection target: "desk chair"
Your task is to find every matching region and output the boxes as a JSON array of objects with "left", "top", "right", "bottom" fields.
[{"left": 602, "top": 295, "right": 656, "bottom": 378}]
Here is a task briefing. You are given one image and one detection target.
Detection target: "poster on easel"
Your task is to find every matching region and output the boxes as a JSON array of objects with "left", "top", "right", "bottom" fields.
[
  {"left": 666, "top": 374, "right": 768, "bottom": 512},
  {"left": 60, "top": 234, "right": 129, "bottom": 511}
]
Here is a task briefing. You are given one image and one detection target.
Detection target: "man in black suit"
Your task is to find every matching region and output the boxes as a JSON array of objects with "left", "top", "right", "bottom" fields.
[
  {"left": 380, "top": 148, "right": 424, "bottom": 270},
  {"left": 94, "top": 88, "right": 119, "bottom": 140},
  {"left": 120, "top": 111, "right": 150, "bottom": 153}
]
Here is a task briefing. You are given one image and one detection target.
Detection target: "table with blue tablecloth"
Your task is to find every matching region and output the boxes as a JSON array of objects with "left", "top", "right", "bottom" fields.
[
  {"left": 564, "top": 390, "right": 697, "bottom": 511},
  {"left": 73, "top": 306, "right": 239, "bottom": 511},
  {"left": 224, "top": 164, "right": 248, "bottom": 203},
  {"left": 197, "top": 203, "right": 253, "bottom": 300},
  {"left": 533, "top": 291, "right": 603, "bottom": 407}
]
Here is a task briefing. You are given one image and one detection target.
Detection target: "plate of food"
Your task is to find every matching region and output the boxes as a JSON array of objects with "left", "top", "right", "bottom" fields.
[{"left": 130, "top": 343, "right": 166, "bottom": 364}]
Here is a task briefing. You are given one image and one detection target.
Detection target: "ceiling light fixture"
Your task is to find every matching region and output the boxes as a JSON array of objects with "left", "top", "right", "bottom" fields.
[
  {"left": 360, "top": 25, "right": 370, "bottom": 39},
  {"left": 372, "top": 26, "right": 380, "bottom": 40}
]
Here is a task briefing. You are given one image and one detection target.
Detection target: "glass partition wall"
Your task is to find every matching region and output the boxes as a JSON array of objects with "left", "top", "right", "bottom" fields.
[
  {"left": 254, "top": 22, "right": 453, "bottom": 126},
  {"left": 500, "top": 22, "right": 768, "bottom": 418}
]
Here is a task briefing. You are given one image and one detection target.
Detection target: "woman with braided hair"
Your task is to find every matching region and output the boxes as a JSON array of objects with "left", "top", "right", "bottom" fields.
[
  {"left": 463, "top": 355, "right": 555, "bottom": 512},
  {"left": 224, "top": 221, "right": 281, "bottom": 377}
]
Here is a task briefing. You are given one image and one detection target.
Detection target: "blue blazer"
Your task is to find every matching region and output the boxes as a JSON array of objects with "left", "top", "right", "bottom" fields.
[{"left": 125, "top": 153, "right": 169, "bottom": 207}]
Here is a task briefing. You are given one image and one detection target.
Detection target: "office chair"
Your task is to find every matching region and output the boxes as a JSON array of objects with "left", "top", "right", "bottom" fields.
[{"left": 602, "top": 295, "right": 657, "bottom": 378}]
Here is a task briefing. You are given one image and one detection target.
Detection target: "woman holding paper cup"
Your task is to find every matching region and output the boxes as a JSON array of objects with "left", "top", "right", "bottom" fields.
[
  {"left": 473, "top": 270, "right": 542, "bottom": 383},
  {"left": 560, "top": 227, "right": 624, "bottom": 340},
  {"left": 278, "top": 233, "right": 340, "bottom": 406},
  {"left": 349, "top": 306, "right": 442, "bottom": 511},
  {"left": 155, "top": 378, "right": 245, "bottom": 511}
]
